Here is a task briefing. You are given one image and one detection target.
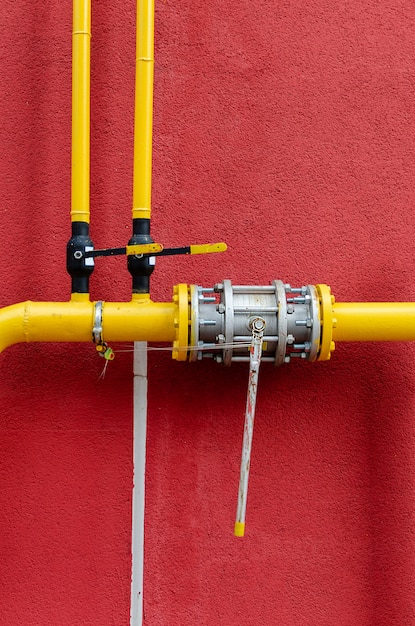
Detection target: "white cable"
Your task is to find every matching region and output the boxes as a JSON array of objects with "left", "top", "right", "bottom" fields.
[{"left": 130, "top": 342, "right": 148, "bottom": 626}]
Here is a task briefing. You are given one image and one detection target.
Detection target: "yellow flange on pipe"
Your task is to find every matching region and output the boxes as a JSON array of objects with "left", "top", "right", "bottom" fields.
[{"left": 316, "top": 284, "right": 335, "bottom": 360}]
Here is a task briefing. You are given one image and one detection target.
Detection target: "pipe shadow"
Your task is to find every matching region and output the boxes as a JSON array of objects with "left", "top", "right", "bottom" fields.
[
  {"left": 359, "top": 342, "right": 415, "bottom": 625},
  {"left": 0, "top": 4, "right": 72, "bottom": 304}
]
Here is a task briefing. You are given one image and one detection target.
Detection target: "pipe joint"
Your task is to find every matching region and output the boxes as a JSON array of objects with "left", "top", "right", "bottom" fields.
[{"left": 187, "top": 280, "right": 323, "bottom": 365}]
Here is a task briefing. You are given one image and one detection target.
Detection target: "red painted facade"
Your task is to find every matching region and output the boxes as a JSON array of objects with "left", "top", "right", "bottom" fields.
[{"left": 1, "top": 1, "right": 415, "bottom": 624}]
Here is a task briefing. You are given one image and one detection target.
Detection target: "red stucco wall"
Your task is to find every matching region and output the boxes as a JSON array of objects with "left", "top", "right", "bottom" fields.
[{"left": 1, "top": 1, "right": 415, "bottom": 624}]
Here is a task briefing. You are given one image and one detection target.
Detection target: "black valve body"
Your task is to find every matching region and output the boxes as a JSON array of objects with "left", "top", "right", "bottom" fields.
[{"left": 127, "top": 218, "right": 155, "bottom": 294}]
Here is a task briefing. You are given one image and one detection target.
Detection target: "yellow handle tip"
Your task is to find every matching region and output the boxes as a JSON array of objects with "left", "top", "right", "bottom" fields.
[
  {"left": 190, "top": 242, "right": 227, "bottom": 255},
  {"left": 213, "top": 242, "right": 227, "bottom": 253},
  {"left": 234, "top": 522, "right": 245, "bottom": 537}
]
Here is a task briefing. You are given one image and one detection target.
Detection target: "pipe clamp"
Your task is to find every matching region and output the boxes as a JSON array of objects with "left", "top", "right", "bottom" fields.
[{"left": 92, "top": 301, "right": 104, "bottom": 344}]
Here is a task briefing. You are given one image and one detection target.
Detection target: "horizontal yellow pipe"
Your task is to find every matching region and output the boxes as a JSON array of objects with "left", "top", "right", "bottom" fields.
[
  {"left": 0, "top": 298, "right": 176, "bottom": 353},
  {"left": 132, "top": 0, "right": 154, "bottom": 220},
  {"left": 332, "top": 302, "right": 415, "bottom": 342},
  {"left": 2, "top": 291, "right": 415, "bottom": 357},
  {"left": 71, "top": 0, "right": 91, "bottom": 223}
]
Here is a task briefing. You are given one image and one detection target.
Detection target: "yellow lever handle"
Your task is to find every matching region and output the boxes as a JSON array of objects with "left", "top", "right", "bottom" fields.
[{"left": 189, "top": 242, "right": 227, "bottom": 255}]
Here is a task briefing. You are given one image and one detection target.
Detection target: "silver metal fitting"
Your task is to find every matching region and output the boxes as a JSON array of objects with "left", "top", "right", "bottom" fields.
[
  {"left": 190, "top": 280, "right": 321, "bottom": 365},
  {"left": 92, "top": 301, "right": 104, "bottom": 344}
]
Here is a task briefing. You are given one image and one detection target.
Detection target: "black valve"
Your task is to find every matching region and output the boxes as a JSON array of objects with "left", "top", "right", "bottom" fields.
[
  {"left": 68, "top": 218, "right": 227, "bottom": 296},
  {"left": 66, "top": 222, "right": 94, "bottom": 294},
  {"left": 127, "top": 218, "right": 155, "bottom": 294}
]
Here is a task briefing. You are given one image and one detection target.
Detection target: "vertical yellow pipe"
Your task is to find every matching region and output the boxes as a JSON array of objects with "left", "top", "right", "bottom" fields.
[
  {"left": 132, "top": 0, "right": 154, "bottom": 220},
  {"left": 71, "top": 0, "right": 91, "bottom": 224}
]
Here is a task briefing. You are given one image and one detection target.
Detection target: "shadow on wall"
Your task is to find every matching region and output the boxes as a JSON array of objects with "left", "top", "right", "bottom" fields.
[
  {"left": 0, "top": 3, "right": 72, "bottom": 305},
  {"left": 360, "top": 343, "right": 415, "bottom": 624},
  {"left": 145, "top": 342, "right": 415, "bottom": 625}
]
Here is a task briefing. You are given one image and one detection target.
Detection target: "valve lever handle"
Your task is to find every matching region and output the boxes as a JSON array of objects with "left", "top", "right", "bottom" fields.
[
  {"left": 157, "top": 242, "right": 227, "bottom": 257},
  {"left": 85, "top": 243, "right": 163, "bottom": 258},
  {"left": 83, "top": 241, "right": 227, "bottom": 259}
]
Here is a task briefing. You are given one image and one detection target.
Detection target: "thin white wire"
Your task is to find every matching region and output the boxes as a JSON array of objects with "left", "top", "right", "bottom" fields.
[
  {"left": 97, "top": 342, "right": 252, "bottom": 379},
  {"left": 111, "top": 342, "right": 252, "bottom": 354}
]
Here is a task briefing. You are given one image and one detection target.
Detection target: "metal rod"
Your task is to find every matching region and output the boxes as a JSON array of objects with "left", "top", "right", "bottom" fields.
[
  {"left": 232, "top": 286, "right": 276, "bottom": 293},
  {"left": 234, "top": 335, "right": 279, "bottom": 342},
  {"left": 233, "top": 306, "right": 278, "bottom": 313},
  {"left": 232, "top": 356, "right": 274, "bottom": 363}
]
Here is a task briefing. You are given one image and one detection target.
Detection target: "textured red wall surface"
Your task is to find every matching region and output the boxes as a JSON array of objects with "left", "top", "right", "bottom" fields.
[{"left": 1, "top": 1, "right": 415, "bottom": 624}]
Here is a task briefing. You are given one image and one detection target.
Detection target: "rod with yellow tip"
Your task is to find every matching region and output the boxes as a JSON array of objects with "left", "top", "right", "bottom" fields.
[
  {"left": 235, "top": 317, "right": 266, "bottom": 537},
  {"left": 158, "top": 242, "right": 228, "bottom": 257}
]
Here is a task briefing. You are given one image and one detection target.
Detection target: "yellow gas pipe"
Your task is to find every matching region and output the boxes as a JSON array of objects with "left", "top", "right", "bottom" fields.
[
  {"left": 71, "top": 0, "right": 91, "bottom": 225},
  {"left": 333, "top": 302, "right": 415, "bottom": 342},
  {"left": 0, "top": 286, "right": 415, "bottom": 358},
  {"left": 1, "top": 0, "right": 415, "bottom": 359},
  {"left": 0, "top": 0, "right": 189, "bottom": 359},
  {"left": 316, "top": 285, "right": 415, "bottom": 360},
  {"left": 133, "top": 0, "right": 154, "bottom": 221}
]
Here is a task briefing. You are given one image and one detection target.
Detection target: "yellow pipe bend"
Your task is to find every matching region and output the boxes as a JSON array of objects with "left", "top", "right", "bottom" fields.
[
  {"left": 0, "top": 298, "right": 179, "bottom": 354},
  {"left": 132, "top": 0, "right": 154, "bottom": 220}
]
